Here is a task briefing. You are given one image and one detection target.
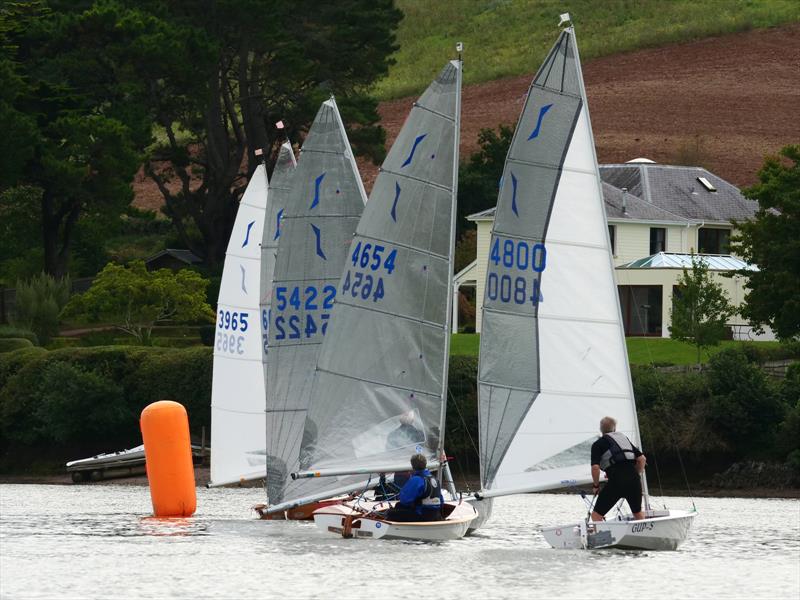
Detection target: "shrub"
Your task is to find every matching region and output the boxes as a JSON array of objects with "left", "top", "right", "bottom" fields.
[
  {"left": 445, "top": 356, "right": 479, "bottom": 473},
  {"left": 704, "top": 348, "right": 785, "bottom": 457},
  {"left": 0, "top": 326, "right": 38, "bottom": 345},
  {"left": 0, "top": 338, "right": 33, "bottom": 353},
  {"left": 11, "top": 273, "right": 71, "bottom": 345}
]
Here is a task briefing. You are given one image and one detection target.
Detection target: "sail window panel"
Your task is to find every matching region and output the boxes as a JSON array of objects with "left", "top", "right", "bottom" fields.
[
  {"left": 493, "top": 162, "right": 559, "bottom": 240},
  {"left": 478, "top": 311, "right": 539, "bottom": 391},
  {"left": 303, "top": 369, "right": 443, "bottom": 470},
  {"left": 478, "top": 384, "right": 536, "bottom": 488},
  {"left": 508, "top": 93, "right": 582, "bottom": 171},
  {"left": 544, "top": 168, "right": 608, "bottom": 248},
  {"left": 380, "top": 108, "right": 456, "bottom": 190},
  {"left": 539, "top": 319, "right": 631, "bottom": 397},
  {"left": 315, "top": 303, "right": 446, "bottom": 397},
  {"left": 358, "top": 178, "right": 452, "bottom": 259},
  {"left": 535, "top": 244, "right": 620, "bottom": 323}
]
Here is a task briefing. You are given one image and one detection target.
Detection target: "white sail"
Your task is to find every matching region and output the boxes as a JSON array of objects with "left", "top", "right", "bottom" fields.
[
  {"left": 478, "top": 28, "right": 640, "bottom": 495},
  {"left": 276, "top": 60, "right": 463, "bottom": 510},
  {"left": 264, "top": 98, "right": 366, "bottom": 505},
  {"left": 210, "top": 164, "right": 272, "bottom": 486}
]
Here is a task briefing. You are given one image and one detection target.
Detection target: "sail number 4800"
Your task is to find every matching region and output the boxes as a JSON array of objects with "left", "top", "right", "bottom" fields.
[{"left": 490, "top": 238, "right": 546, "bottom": 271}]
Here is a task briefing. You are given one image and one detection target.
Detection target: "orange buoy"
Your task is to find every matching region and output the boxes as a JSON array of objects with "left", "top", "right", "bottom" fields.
[{"left": 140, "top": 401, "right": 196, "bottom": 517}]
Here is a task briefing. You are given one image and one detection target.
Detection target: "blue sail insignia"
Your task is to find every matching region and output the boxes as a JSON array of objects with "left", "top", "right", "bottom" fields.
[
  {"left": 311, "top": 224, "right": 326, "bottom": 260},
  {"left": 390, "top": 182, "right": 401, "bottom": 222},
  {"left": 401, "top": 134, "right": 427, "bottom": 167},
  {"left": 240, "top": 264, "right": 247, "bottom": 294},
  {"left": 310, "top": 173, "right": 326, "bottom": 209},
  {"left": 527, "top": 103, "right": 554, "bottom": 140},
  {"left": 511, "top": 172, "right": 519, "bottom": 217},
  {"left": 273, "top": 209, "right": 284, "bottom": 240},
  {"left": 242, "top": 220, "right": 255, "bottom": 247}
]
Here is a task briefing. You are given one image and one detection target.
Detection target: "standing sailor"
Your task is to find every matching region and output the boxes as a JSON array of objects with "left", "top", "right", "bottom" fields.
[{"left": 590, "top": 416, "right": 647, "bottom": 521}]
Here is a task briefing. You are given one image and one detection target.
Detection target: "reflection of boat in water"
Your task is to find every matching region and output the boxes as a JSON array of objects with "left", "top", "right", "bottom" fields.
[
  {"left": 66, "top": 444, "right": 204, "bottom": 483},
  {"left": 472, "top": 15, "right": 695, "bottom": 550}
]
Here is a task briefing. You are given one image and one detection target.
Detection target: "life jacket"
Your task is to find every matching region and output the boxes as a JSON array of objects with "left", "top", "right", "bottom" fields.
[
  {"left": 599, "top": 432, "right": 637, "bottom": 471},
  {"left": 416, "top": 474, "right": 442, "bottom": 510}
]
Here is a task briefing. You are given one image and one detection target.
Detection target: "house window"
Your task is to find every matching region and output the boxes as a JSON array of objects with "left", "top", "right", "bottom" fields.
[
  {"left": 649, "top": 227, "right": 666, "bottom": 254},
  {"left": 698, "top": 228, "right": 730, "bottom": 254},
  {"left": 608, "top": 225, "right": 616, "bottom": 256}
]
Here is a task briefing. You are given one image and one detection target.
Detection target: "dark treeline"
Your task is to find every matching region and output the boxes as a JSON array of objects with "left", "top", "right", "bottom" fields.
[{"left": 1, "top": 345, "right": 798, "bottom": 482}]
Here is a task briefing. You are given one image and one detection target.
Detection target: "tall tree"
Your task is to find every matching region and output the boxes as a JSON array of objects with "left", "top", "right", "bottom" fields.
[
  {"left": 731, "top": 145, "right": 800, "bottom": 340},
  {"left": 669, "top": 255, "right": 735, "bottom": 363},
  {"left": 1, "top": 1, "right": 148, "bottom": 277},
  {"left": 125, "top": 0, "right": 403, "bottom": 265}
]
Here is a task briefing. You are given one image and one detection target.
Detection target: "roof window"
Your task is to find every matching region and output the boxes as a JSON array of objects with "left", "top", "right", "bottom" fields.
[{"left": 697, "top": 176, "right": 717, "bottom": 192}]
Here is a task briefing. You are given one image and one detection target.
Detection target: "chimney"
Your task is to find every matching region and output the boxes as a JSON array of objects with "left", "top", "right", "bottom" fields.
[{"left": 621, "top": 187, "right": 628, "bottom": 215}]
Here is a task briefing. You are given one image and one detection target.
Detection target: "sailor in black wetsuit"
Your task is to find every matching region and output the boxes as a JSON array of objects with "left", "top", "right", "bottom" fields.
[{"left": 590, "top": 416, "right": 647, "bottom": 521}]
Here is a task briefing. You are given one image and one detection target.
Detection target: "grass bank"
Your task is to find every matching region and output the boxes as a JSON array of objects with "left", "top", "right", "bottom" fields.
[
  {"left": 376, "top": 0, "right": 800, "bottom": 99},
  {"left": 451, "top": 333, "right": 790, "bottom": 365}
]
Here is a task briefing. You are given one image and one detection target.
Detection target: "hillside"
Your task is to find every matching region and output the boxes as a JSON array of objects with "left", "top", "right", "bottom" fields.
[{"left": 133, "top": 24, "right": 800, "bottom": 211}]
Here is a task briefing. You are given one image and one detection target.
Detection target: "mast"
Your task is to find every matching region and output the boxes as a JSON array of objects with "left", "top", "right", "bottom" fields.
[
  {"left": 437, "top": 43, "right": 463, "bottom": 498},
  {"left": 566, "top": 20, "right": 651, "bottom": 510}
]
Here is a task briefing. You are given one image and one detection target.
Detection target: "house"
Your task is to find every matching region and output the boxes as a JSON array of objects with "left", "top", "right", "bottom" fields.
[
  {"left": 144, "top": 249, "right": 203, "bottom": 272},
  {"left": 462, "top": 159, "right": 773, "bottom": 340}
]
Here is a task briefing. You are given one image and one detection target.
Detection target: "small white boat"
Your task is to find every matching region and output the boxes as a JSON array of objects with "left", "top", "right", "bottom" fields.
[
  {"left": 313, "top": 500, "right": 477, "bottom": 541},
  {"left": 542, "top": 509, "right": 697, "bottom": 551},
  {"left": 66, "top": 445, "right": 146, "bottom": 482}
]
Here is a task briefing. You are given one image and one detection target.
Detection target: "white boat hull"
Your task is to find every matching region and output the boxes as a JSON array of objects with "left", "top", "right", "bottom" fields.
[
  {"left": 464, "top": 496, "right": 493, "bottom": 534},
  {"left": 313, "top": 500, "right": 477, "bottom": 541},
  {"left": 542, "top": 509, "right": 696, "bottom": 551}
]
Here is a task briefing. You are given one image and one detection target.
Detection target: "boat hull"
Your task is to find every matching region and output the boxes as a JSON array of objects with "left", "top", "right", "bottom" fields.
[
  {"left": 464, "top": 496, "right": 494, "bottom": 534},
  {"left": 542, "top": 509, "right": 696, "bottom": 551},
  {"left": 313, "top": 501, "right": 477, "bottom": 541}
]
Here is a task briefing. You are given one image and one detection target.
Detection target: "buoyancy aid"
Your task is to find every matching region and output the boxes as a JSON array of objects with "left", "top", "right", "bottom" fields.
[
  {"left": 416, "top": 474, "right": 442, "bottom": 510},
  {"left": 599, "top": 432, "right": 637, "bottom": 470}
]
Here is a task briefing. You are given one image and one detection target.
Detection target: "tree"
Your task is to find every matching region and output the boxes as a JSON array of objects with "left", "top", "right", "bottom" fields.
[
  {"left": 123, "top": 0, "right": 403, "bottom": 265},
  {"left": 1, "top": 1, "right": 148, "bottom": 277},
  {"left": 11, "top": 273, "right": 71, "bottom": 346},
  {"left": 730, "top": 145, "right": 800, "bottom": 340},
  {"left": 63, "top": 260, "right": 214, "bottom": 344},
  {"left": 669, "top": 255, "right": 735, "bottom": 363},
  {"left": 456, "top": 125, "right": 514, "bottom": 237}
]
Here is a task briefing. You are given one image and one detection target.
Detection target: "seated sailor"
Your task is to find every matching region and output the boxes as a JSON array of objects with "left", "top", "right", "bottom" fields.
[{"left": 384, "top": 453, "right": 444, "bottom": 522}]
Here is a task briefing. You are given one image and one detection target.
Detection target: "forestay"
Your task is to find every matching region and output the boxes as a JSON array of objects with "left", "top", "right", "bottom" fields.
[
  {"left": 265, "top": 98, "right": 366, "bottom": 505},
  {"left": 210, "top": 164, "right": 271, "bottom": 486},
  {"left": 281, "top": 60, "right": 463, "bottom": 508},
  {"left": 478, "top": 29, "right": 639, "bottom": 495}
]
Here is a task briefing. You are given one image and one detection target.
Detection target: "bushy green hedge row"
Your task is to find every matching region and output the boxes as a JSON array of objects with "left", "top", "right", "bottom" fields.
[
  {"left": 0, "top": 345, "right": 797, "bottom": 477},
  {"left": 0, "top": 325, "right": 38, "bottom": 345},
  {"left": 0, "top": 338, "right": 34, "bottom": 353}
]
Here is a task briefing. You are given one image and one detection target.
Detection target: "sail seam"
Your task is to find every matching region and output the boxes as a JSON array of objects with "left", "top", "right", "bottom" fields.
[
  {"left": 505, "top": 156, "right": 594, "bottom": 176},
  {"left": 334, "top": 297, "right": 445, "bottom": 329},
  {"left": 211, "top": 406, "right": 266, "bottom": 414},
  {"left": 354, "top": 233, "right": 450, "bottom": 262},
  {"left": 314, "top": 367, "right": 441, "bottom": 398},
  {"left": 378, "top": 168, "right": 453, "bottom": 193},
  {"left": 212, "top": 355, "right": 263, "bottom": 363},
  {"left": 538, "top": 313, "right": 619, "bottom": 325},
  {"left": 412, "top": 102, "right": 455, "bottom": 123},
  {"left": 478, "top": 380, "right": 537, "bottom": 394}
]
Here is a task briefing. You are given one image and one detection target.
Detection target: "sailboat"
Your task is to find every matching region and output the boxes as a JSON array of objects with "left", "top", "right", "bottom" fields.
[
  {"left": 209, "top": 141, "right": 296, "bottom": 487},
  {"left": 262, "top": 53, "right": 479, "bottom": 541},
  {"left": 473, "top": 16, "right": 695, "bottom": 550},
  {"left": 254, "top": 97, "right": 367, "bottom": 518}
]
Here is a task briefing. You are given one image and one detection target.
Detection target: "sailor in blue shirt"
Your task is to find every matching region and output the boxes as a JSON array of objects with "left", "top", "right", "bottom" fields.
[{"left": 384, "top": 453, "right": 444, "bottom": 522}]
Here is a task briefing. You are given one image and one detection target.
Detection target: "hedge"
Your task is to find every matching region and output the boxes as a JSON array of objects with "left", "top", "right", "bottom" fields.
[
  {"left": 0, "top": 345, "right": 797, "bottom": 477},
  {"left": 0, "top": 326, "right": 38, "bottom": 346},
  {"left": 0, "top": 338, "right": 34, "bottom": 353}
]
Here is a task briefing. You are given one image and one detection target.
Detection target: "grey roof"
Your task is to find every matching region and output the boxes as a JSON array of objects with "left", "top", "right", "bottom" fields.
[
  {"left": 600, "top": 164, "right": 758, "bottom": 223},
  {"left": 617, "top": 252, "right": 757, "bottom": 271},
  {"left": 144, "top": 248, "right": 203, "bottom": 265},
  {"left": 467, "top": 163, "right": 758, "bottom": 225}
]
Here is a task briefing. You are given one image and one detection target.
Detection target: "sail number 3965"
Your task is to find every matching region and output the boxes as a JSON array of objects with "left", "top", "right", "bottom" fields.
[{"left": 216, "top": 310, "right": 248, "bottom": 355}]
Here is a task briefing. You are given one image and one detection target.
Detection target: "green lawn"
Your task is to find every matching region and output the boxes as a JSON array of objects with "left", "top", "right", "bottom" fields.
[
  {"left": 375, "top": 0, "right": 800, "bottom": 99},
  {"left": 451, "top": 333, "right": 783, "bottom": 365}
]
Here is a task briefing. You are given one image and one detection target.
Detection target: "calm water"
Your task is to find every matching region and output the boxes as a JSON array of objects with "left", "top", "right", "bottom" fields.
[{"left": 1, "top": 484, "right": 798, "bottom": 599}]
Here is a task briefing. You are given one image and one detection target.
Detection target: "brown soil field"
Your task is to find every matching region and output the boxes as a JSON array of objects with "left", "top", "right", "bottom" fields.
[{"left": 134, "top": 24, "right": 800, "bottom": 211}]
